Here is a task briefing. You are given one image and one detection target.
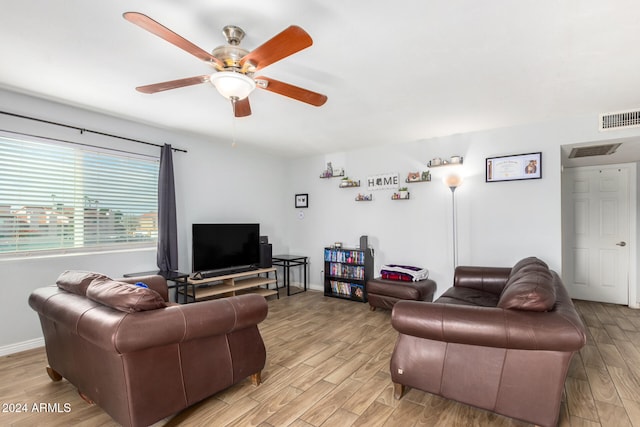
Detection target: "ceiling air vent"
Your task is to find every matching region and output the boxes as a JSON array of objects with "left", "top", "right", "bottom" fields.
[
  {"left": 599, "top": 109, "right": 640, "bottom": 131},
  {"left": 568, "top": 143, "right": 621, "bottom": 158}
]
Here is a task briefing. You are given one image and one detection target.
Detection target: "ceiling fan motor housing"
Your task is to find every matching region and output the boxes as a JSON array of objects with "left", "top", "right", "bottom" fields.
[
  {"left": 210, "top": 25, "right": 256, "bottom": 73},
  {"left": 211, "top": 45, "right": 252, "bottom": 71}
]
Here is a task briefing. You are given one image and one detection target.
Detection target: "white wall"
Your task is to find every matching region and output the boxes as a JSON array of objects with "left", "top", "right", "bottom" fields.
[
  {"left": 285, "top": 132, "right": 560, "bottom": 297},
  {"left": 286, "top": 116, "right": 640, "bottom": 302},
  {"left": 0, "top": 89, "right": 288, "bottom": 354},
  {"left": 172, "top": 130, "right": 290, "bottom": 271}
]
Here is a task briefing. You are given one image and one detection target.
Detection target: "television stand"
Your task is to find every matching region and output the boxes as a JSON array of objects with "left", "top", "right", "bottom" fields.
[{"left": 180, "top": 267, "right": 278, "bottom": 302}]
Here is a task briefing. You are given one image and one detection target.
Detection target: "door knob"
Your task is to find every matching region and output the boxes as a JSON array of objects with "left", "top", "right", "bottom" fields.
[{"left": 616, "top": 241, "right": 627, "bottom": 247}]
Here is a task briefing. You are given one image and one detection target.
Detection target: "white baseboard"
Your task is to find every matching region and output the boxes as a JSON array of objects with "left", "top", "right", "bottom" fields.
[
  {"left": 285, "top": 281, "right": 322, "bottom": 292},
  {"left": 308, "top": 283, "right": 323, "bottom": 292},
  {"left": 0, "top": 337, "right": 44, "bottom": 357}
]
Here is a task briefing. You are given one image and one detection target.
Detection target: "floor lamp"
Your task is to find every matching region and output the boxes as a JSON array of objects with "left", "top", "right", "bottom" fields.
[{"left": 443, "top": 174, "right": 463, "bottom": 268}]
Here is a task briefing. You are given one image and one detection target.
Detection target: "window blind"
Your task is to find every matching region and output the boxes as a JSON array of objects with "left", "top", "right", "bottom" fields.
[{"left": 0, "top": 135, "right": 159, "bottom": 254}]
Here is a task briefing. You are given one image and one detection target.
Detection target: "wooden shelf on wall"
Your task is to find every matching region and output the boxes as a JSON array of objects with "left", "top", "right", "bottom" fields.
[
  {"left": 339, "top": 179, "right": 360, "bottom": 188},
  {"left": 405, "top": 171, "right": 431, "bottom": 183},
  {"left": 427, "top": 157, "right": 463, "bottom": 168},
  {"left": 320, "top": 172, "right": 345, "bottom": 178},
  {"left": 355, "top": 194, "right": 373, "bottom": 201},
  {"left": 391, "top": 192, "right": 410, "bottom": 200}
]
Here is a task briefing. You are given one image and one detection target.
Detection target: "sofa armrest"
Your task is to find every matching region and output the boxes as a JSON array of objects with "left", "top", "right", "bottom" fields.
[
  {"left": 177, "top": 293, "right": 268, "bottom": 342},
  {"left": 453, "top": 266, "right": 511, "bottom": 295},
  {"left": 391, "top": 300, "right": 586, "bottom": 352}
]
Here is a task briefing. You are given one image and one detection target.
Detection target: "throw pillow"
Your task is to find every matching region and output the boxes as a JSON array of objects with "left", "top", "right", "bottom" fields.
[
  {"left": 86, "top": 278, "right": 167, "bottom": 313},
  {"left": 56, "top": 270, "right": 110, "bottom": 296}
]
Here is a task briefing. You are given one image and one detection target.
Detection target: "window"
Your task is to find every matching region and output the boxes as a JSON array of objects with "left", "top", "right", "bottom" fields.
[{"left": 0, "top": 135, "right": 159, "bottom": 255}]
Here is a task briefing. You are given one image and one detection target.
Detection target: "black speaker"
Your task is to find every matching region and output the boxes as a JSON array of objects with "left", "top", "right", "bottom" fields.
[
  {"left": 259, "top": 243, "right": 272, "bottom": 268},
  {"left": 360, "top": 235, "right": 368, "bottom": 250}
]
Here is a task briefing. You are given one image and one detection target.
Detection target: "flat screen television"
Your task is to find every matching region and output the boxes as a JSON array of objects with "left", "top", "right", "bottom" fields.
[{"left": 192, "top": 223, "right": 260, "bottom": 274}]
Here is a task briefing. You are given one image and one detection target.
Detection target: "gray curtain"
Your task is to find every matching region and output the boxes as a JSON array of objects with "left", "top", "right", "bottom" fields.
[{"left": 157, "top": 144, "right": 178, "bottom": 271}]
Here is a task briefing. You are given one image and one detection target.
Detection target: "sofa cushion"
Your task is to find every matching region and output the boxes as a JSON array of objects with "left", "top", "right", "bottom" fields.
[
  {"left": 498, "top": 267, "right": 556, "bottom": 311},
  {"left": 56, "top": 270, "right": 110, "bottom": 296},
  {"left": 436, "top": 286, "right": 500, "bottom": 307},
  {"left": 86, "top": 278, "right": 167, "bottom": 313}
]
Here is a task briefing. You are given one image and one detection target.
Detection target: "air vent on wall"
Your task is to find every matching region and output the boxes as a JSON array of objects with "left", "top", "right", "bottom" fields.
[
  {"left": 568, "top": 143, "right": 621, "bottom": 158},
  {"left": 599, "top": 109, "right": 640, "bottom": 131}
]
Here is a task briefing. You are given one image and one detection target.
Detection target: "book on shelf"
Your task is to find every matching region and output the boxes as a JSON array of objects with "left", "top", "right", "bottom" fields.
[
  {"left": 324, "top": 248, "right": 365, "bottom": 264},
  {"left": 328, "top": 263, "right": 365, "bottom": 280},
  {"left": 329, "top": 280, "right": 365, "bottom": 300},
  {"left": 329, "top": 280, "right": 351, "bottom": 296},
  {"left": 350, "top": 284, "right": 364, "bottom": 300}
]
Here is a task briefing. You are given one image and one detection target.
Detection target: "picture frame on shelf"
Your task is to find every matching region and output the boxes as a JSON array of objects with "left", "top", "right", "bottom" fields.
[
  {"left": 486, "top": 152, "right": 542, "bottom": 182},
  {"left": 406, "top": 172, "right": 421, "bottom": 182},
  {"left": 295, "top": 193, "right": 309, "bottom": 208},
  {"left": 405, "top": 171, "right": 431, "bottom": 183}
]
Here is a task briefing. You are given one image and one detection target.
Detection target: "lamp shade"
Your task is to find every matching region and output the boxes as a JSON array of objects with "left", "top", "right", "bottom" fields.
[
  {"left": 443, "top": 174, "right": 463, "bottom": 189},
  {"left": 209, "top": 71, "right": 256, "bottom": 100}
]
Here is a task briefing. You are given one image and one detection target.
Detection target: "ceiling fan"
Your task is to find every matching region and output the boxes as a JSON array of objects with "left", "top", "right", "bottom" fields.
[{"left": 123, "top": 12, "right": 328, "bottom": 117}]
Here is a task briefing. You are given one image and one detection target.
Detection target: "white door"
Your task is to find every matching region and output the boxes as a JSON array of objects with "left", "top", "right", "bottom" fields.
[{"left": 562, "top": 165, "right": 630, "bottom": 304}]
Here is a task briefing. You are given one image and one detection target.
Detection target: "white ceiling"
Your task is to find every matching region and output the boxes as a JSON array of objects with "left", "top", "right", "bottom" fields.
[{"left": 2, "top": 1, "right": 640, "bottom": 157}]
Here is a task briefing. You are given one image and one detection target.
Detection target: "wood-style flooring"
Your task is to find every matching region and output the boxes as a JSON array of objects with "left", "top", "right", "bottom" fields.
[{"left": 1, "top": 289, "right": 639, "bottom": 426}]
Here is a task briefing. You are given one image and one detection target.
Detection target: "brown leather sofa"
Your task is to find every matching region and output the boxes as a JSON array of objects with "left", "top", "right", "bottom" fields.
[
  {"left": 390, "top": 257, "right": 586, "bottom": 427},
  {"left": 29, "top": 271, "right": 268, "bottom": 427}
]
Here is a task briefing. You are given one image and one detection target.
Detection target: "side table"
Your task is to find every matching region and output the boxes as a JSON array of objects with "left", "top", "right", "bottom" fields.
[
  {"left": 271, "top": 255, "right": 308, "bottom": 296},
  {"left": 123, "top": 270, "right": 190, "bottom": 303}
]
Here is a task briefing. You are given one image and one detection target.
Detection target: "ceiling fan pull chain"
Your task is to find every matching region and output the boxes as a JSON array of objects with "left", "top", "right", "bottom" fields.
[{"left": 231, "top": 98, "right": 238, "bottom": 147}]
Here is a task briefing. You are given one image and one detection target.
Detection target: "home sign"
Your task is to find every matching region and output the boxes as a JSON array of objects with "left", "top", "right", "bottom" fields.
[{"left": 367, "top": 173, "right": 399, "bottom": 191}]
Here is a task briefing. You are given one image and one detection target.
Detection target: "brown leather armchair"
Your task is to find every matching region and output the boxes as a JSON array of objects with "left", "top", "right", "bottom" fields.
[
  {"left": 29, "top": 271, "right": 268, "bottom": 427},
  {"left": 390, "top": 258, "right": 586, "bottom": 427}
]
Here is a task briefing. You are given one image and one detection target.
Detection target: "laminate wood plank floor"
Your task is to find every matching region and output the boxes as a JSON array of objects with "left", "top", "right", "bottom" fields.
[{"left": 1, "top": 290, "right": 640, "bottom": 426}]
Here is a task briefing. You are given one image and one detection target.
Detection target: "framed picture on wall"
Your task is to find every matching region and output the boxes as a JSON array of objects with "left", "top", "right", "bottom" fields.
[
  {"left": 295, "top": 193, "right": 309, "bottom": 208},
  {"left": 486, "top": 152, "right": 542, "bottom": 182}
]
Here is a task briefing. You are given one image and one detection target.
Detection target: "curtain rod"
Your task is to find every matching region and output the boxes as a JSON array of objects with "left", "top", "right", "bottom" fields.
[
  {"left": 0, "top": 128, "right": 160, "bottom": 160},
  {"left": 0, "top": 110, "right": 187, "bottom": 153}
]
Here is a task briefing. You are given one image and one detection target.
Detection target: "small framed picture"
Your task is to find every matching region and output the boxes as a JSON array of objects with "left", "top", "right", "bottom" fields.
[
  {"left": 486, "top": 152, "right": 542, "bottom": 182},
  {"left": 295, "top": 193, "right": 309, "bottom": 208}
]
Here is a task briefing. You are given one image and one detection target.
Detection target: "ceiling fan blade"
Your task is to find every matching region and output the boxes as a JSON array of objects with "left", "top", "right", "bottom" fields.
[
  {"left": 255, "top": 77, "right": 327, "bottom": 107},
  {"left": 123, "top": 12, "right": 224, "bottom": 68},
  {"left": 240, "top": 26, "right": 312, "bottom": 71},
  {"left": 233, "top": 97, "right": 252, "bottom": 117},
  {"left": 136, "top": 75, "right": 210, "bottom": 94}
]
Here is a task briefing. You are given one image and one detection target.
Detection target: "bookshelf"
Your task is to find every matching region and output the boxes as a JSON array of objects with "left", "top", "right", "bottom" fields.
[{"left": 323, "top": 246, "right": 374, "bottom": 303}]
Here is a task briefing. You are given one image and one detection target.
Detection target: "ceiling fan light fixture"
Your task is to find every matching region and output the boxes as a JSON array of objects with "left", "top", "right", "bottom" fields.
[{"left": 209, "top": 71, "right": 256, "bottom": 100}]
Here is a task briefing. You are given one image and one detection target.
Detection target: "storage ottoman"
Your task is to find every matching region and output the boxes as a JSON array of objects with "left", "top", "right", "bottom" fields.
[{"left": 366, "top": 277, "right": 436, "bottom": 311}]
